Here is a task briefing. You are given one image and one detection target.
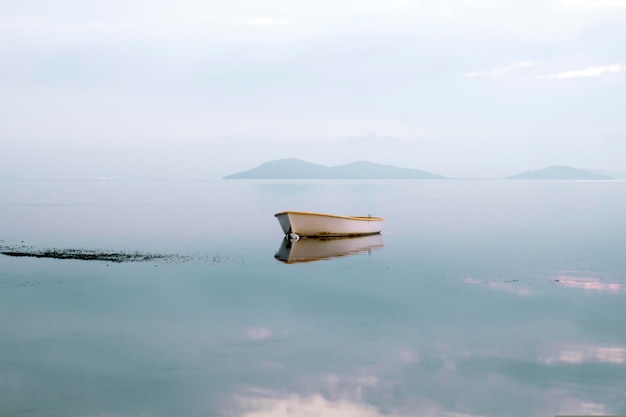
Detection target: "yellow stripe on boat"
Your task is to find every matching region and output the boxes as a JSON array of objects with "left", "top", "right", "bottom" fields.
[{"left": 274, "top": 211, "right": 384, "bottom": 221}]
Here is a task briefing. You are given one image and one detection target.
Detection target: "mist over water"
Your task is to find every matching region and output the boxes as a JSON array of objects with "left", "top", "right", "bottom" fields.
[{"left": 1, "top": 179, "right": 625, "bottom": 417}]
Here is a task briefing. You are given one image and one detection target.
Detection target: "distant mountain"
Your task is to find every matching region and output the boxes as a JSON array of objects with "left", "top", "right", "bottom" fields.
[
  {"left": 506, "top": 166, "right": 613, "bottom": 180},
  {"left": 224, "top": 159, "right": 446, "bottom": 179}
]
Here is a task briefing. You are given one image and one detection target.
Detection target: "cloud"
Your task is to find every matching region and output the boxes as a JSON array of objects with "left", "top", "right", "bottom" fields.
[
  {"left": 243, "top": 17, "right": 288, "bottom": 26},
  {"left": 343, "top": 134, "right": 409, "bottom": 147},
  {"left": 560, "top": 0, "right": 626, "bottom": 9},
  {"left": 538, "top": 64, "right": 626, "bottom": 79},
  {"left": 464, "top": 61, "right": 533, "bottom": 78}
]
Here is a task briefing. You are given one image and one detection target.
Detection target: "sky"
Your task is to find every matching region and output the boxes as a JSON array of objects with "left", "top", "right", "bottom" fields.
[{"left": 1, "top": 0, "right": 625, "bottom": 179}]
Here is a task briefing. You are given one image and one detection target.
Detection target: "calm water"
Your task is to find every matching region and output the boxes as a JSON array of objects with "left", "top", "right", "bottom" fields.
[{"left": 1, "top": 179, "right": 625, "bottom": 417}]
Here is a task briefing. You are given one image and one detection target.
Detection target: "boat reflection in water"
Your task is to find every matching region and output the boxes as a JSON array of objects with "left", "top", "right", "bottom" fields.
[{"left": 274, "top": 234, "right": 384, "bottom": 264}]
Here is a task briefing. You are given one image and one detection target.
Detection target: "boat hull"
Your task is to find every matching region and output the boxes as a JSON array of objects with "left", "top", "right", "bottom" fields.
[{"left": 274, "top": 211, "right": 384, "bottom": 237}]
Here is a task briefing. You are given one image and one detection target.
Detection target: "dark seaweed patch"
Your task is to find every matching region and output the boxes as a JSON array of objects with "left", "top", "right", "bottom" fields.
[
  {"left": 0, "top": 242, "right": 252, "bottom": 265},
  {"left": 0, "top": 246, "right": 190, "bottom": 263}
]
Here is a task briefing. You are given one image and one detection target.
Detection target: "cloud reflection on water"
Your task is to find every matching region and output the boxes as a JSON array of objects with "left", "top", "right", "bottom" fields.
[
  {"left": 234, "top": 391, "right": 390, "bottom": 417},
  {"left": 553, "top": 271, "right": 623, "bottom": 292},
  {"left": 232, "top": 389, "right": 482, "bottom": 417},
  {"left": 543, "top": 345, "right": 626, "bottom": 365},
  {"left": 245, "top": 327, "right": 273, "bottom": 341}
]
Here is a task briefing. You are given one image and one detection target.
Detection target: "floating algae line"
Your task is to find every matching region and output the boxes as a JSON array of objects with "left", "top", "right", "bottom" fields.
[{"left": 0, "top": 246, "right": 191, "bottom": 263}]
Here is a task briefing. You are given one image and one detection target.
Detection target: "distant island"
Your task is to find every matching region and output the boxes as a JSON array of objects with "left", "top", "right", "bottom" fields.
[
  {"left": 224, "top": 159, "right": 446, "bottom": 179},
  {"left": 506, "top": 166, "right": 612, "bottom": 180},
  {"left": 223, "top": 160, "right": 614, "bottom": 180}
]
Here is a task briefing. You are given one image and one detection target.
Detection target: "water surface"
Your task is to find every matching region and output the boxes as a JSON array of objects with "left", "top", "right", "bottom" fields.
[{"left": 1, "top": 179, "right": 625, "bottom": 417}]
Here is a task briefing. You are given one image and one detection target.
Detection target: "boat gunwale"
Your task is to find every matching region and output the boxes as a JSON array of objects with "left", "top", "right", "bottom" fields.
[{"left": 274, "top": 211, "right": 384, "bottom": 221}]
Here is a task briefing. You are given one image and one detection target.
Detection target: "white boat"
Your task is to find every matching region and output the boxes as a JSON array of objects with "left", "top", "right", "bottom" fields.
[
  {"left": 275, "top": 234, "right": 384, "bottom": 264},
  {"left": 274, "top": 211, "right": 384, "bottom": 238}
]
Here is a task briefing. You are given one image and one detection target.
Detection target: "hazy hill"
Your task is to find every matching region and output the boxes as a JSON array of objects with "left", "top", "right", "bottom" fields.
[
  {"left": 506, "top": 166, "right": 613, "bottom": 180},
  {"left": 224, "top": 159, "right": 446, "bottom": 179}
]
